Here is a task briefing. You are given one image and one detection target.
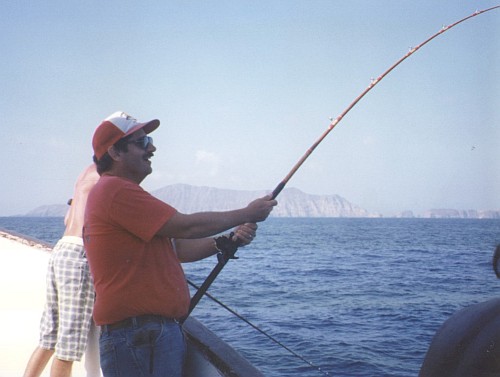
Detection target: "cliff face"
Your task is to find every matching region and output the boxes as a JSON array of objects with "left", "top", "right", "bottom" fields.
[
  {"left": 151, "top": 185, "right": 375, "bottom": 218},
  {"left": 262, "top": 187, "right": 373, "bottom": 217}
]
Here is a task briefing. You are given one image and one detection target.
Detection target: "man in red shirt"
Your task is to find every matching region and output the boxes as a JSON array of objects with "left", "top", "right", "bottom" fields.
[{"left": 84, "top": 111, "right": 276, "bottom": 377}]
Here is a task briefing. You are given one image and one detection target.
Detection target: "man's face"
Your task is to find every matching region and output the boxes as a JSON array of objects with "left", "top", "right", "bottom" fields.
[{"left": 118, "top": 129, "right": 156, "bottom": 183}]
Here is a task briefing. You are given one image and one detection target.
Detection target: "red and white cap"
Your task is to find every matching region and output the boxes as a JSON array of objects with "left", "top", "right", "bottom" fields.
[{"left": 92, "top": 111, "right": 160, "bottom": 159}]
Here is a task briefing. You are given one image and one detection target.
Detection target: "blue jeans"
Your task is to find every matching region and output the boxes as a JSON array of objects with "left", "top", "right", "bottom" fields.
[{"left": 99, "top": 316, "right": 186, "bottom": 377}]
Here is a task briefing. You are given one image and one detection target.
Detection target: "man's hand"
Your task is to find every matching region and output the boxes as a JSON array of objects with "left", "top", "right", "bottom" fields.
[
  {"left": 246, "top": 195, "right": 277, "bottom": 222},
  {"left": 232, "top": 223, "right": 258, "bottom": 246}
]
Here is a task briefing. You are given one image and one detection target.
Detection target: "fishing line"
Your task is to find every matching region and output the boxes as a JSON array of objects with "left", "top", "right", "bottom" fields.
[{"left": 186, "top": 279, "right": 331, "bottom": 376}]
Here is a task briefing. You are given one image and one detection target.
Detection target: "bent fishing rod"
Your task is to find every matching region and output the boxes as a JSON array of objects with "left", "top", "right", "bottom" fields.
[{"left": 185, "top": 6, "right": 500, "bottom": 319}]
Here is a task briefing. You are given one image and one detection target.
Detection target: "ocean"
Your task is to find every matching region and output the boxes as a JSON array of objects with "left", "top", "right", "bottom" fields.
[{"left": 1, "top": 216, "right": 499, "bottom": 377}]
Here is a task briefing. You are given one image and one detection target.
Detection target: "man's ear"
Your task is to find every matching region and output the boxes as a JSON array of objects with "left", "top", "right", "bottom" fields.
[{"left": 107, "top": 146, "right": 121, "bottom": 161}]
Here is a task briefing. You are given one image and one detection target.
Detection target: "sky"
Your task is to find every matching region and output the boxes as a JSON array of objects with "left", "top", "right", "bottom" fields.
[{"left": 1, "top": 1, "right": 499, "bottom": 217}]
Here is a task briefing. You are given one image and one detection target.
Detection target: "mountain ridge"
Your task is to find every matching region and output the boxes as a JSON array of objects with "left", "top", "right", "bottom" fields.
[
  {"left": 20, "top": 184, "right": 500, "bottom": 219},
  {"left": 151, "top": 184, "right": 375, "bottom": 217}
]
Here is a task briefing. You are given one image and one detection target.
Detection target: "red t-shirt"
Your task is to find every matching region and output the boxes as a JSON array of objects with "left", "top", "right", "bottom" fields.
[{"left": 84, "top": 175, "right": 190, "bottom": 325}]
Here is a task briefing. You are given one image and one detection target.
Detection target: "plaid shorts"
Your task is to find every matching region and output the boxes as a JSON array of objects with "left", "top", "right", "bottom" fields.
[{"left": 39, "top": 237, "right": 95, "bottom": 361}]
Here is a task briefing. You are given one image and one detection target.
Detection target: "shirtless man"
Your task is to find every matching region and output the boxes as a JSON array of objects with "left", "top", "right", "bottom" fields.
[{"left": 23, "top": 164, "right": 101, "bottom": 377}]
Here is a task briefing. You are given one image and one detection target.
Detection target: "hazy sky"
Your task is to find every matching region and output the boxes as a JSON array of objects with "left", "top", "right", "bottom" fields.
[{"left": 1, "top": 1, "right": 499, "bottom": 216}]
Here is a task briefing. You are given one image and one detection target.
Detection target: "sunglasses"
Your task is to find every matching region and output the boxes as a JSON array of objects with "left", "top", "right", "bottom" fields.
[{"left": 127, "top": 136, "right": 153, "bottom": 150}]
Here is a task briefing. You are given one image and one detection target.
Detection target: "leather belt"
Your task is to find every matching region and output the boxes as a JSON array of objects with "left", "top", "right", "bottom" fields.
[{"left": 102, "top": 314, "right": 171, "bottom": 333}]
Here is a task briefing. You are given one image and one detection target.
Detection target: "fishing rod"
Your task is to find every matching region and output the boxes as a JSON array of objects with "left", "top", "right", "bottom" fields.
[
  {"left": 186, "top": 6, "right": 500, "bottom": 318},
  {"left": 268, "top": 5, "right": 500, "bottom": 200},
  {"left": 183, "top": 234, "right": 238, "bottom": 320}
]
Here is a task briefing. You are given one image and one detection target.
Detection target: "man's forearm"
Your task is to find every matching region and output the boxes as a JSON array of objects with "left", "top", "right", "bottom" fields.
[{"left": 174, "top": 237, "right": 220, "bottom": 263}]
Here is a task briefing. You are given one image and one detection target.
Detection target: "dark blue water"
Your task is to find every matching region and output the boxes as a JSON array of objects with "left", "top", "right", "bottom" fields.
[{"left": 1, "top": 217, "right": 499, "bottom": 376}]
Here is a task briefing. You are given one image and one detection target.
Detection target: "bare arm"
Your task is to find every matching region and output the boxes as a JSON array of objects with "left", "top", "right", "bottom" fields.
[
  {"left": 156, "top": 195, "right": 276, "bottom": 239},
  {"left": 174, "top": 223, "right": 258, "bottom": 263},
  {"left": 64, "top": 164, "right": 99, "bottom": 237}
]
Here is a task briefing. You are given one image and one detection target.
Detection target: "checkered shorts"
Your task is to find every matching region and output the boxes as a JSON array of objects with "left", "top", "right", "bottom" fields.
[{"left": 39, "top": 237, "right": 95, "bottom": 361}]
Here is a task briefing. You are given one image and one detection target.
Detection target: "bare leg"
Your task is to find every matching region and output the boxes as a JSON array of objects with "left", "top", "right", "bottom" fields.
[
  {"left": 50, "top": 358, "right": 73, "bottom": 377},
  {"left": 23, "top": 347, "right": 54, "bottom": 377}
]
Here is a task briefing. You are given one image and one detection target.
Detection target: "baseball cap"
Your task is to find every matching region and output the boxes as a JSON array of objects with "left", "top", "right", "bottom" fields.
[{"left": 92, "top": 111, "right": 160, "bottom": 159}]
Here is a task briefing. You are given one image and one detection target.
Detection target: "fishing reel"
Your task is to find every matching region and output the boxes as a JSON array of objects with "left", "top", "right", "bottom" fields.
[{"left": 214, "top": 232, "right": 240, "bottom": 263}]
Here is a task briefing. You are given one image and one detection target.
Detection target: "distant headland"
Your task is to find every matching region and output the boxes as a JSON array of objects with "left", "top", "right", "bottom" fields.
[{"left": 19, "top": 184, "right": 500, "bottom": 219}]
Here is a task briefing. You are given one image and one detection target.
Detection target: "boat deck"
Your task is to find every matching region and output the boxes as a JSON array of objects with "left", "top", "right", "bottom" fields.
[
  {"left": 0, "top": 230, "right": 263, "bottom": 377},
  {"left": 0, "top": 230, "right": 82, "bottom": 376}
]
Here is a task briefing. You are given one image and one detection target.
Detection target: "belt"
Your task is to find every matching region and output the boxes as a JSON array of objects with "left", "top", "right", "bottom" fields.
[{"left": 102, "top": 314, "right": 174, "bottom": 333}]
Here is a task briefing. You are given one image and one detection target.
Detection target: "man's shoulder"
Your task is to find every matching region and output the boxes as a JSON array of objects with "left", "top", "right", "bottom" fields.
[
  {"left": 97, "top": 175, "right": 138, "bottom": 189},
  {"left": 91, "top": 176, "right": 148, "bottom": 203}
]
